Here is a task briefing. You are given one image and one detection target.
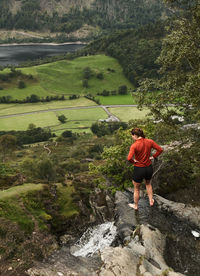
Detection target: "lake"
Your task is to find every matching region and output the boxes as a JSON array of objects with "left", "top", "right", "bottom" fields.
[{"left": 0, "top": 43, "right": 85, "bottom": 66}]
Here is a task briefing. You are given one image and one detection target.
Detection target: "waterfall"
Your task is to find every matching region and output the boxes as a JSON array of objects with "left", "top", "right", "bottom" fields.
[{"left": 70, "top": 221, "right": 117, "bottom": 257}]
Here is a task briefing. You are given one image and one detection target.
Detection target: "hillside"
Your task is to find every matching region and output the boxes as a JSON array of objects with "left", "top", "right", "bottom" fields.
[
  {"left": 0, "top": 55, "right": 134, "bottom": 99},
  {"left": 0, "top": 0, "right": 170, "bottom": 42}
]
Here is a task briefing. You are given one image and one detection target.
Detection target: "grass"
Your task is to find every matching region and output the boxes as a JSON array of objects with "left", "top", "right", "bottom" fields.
[
  {"left": 0, "top": 183, "right": 53, "bottom": 233},
  {"left": 108, "top": 106, "right": 150, "bottom": 121},
  {"left": 0, "top": 55, "right": 134, "bottom": 100},
  {"left": 0, "top": 97, "right": 96, "bottom": 116},
  {"left": 0, "top": 106, "right": 108, "bottom": 134},
  {"left": 95, "top": 94, "right": 137, "bottom": 105},
  {"left": 0, "top": 183, "right": 44, "bottom": 199},
  {"left": 56, "top": 183, "right": 79, "bottom": 217}
]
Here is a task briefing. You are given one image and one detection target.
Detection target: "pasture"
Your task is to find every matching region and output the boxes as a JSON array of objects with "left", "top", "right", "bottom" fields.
[
  {"left": 0, "top": 97, "right": 96, "bottom": 116},
  {"left": 96, "top": 94, "right": 137, "bottom": 105},
  {"left": 0, "top": 55, "right": 134, "bottom": 100},
  {"left": 0, "top": 106, "right": 108, "bottom": 134},
  {"left": 108, "top": 106, "right": 150, "bottom": 121}
]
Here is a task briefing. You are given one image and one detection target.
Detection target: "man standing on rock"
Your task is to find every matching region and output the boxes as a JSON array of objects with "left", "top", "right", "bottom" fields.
[{"left": 127, "top": 128, "right": 163, "bottom": 210}]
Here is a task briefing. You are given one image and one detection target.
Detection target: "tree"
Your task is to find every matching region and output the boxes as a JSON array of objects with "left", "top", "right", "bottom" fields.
[
  {"left": 82, "top": 79, "right": 89, "bottom": 88},
  {"left": 58, "top": 114, "right": 67, "bottom": 123},
  {"left": 138, "top": 0, "right": 200, "bottom": 123},
  {"left": 89, "top": 128, "right": 133, "bottom": 188},
  {"left": 37, "top": 158, "right": 56, "bottom": 182},
  {"left": 83, "top": 67, "right": 92, "bottom": 79},
  {"left": 118, "top": 85, "right": 128, "bottom": 95},
  {"left": 0, "top": 134, "right": 17, "bottom": 161},
  {"left": 18, "top": 80, "right": 26, "bottom": 89},
  {"left": 96, "top": 72, "right": 104, "bottom": 79},
  {"left": 29, "top": 94, "right": 40, "bottom": 102},
  {"left": 62, "top": 130, "right": 73, "bottom": 138},
  {"left": 28, "top": 123, "right": 36, "bottom": 130}
]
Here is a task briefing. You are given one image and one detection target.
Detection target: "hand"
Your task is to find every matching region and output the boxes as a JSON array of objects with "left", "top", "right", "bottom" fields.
[{"left": 149, "top": 156, "right": 154, "bottom": 160}]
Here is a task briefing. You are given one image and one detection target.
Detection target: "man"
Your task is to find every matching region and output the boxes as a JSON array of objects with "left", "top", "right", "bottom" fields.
[{"left": 127, "top": 128, "right": 163, "bottom": 210}]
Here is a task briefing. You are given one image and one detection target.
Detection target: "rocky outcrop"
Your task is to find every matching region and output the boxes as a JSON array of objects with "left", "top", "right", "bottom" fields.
[
  {"left": 89, "top": 188, "right": 115, "bottom": 224},
  {"left": 99, "top": 224, "right": 184, "bottom": 276},
  {"left": 155, "top": 194, "right": 200, "bottom": 227},
  {"left": 27, "top": 191, "right": 193, "bottom": 276},
  {"left": 98, "top": 191, "right": 184, "bottom": 276}
]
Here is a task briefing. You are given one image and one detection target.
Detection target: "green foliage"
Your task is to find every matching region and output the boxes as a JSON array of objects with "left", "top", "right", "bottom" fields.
[
  {"left": 85, "top": 24, "right": 165, "bottom": 86},
  {"left": 0, "top": 163, "right": 14, "bottom": 176},
  {"left": 0, "top": 199, "right": 34, "bottom": 233},
  {"left": 155, "top": 147, "right": 196, "bottom": 196},
  {"left": 0, "top": 134, "right": 16, "bottom": 161},
  {"left": 18, "top": 80, "right": 26, "bottom": 89},
  {"left": 91, "top": 121, "right": 128, "bottom": 137},
  {"left": 28, "top": 123, "right": 36, "bottom": 130},
  {"left": 37, "top": 158, "right": 56, "bottom": 182},
  {"left": 0, "top": 0, "right": 169, "bottom": 35},
  {"left": 82, "top": 78, "right": 89, "bottom": 88},
  {"left": 21, "top": 156, "right": 56, "bottom": 182},
  {"left": 137, "top": 0, "right": 200, "bottom": 124},
  {"left": 0, "top": 127, "right": 52, "bottom": 145},
  {"left": 62, "top": 130, "right": 73, "bottom": 138},
  {"left": 96, "top": 72, "right": 104, "bottom": 80},
  {"left": 83, "top": 67, "right": 93, "bottom": 79},
  {"left": 89, "top": 128, "right": 134, "bottom": 188},
  {"left": 118, "top": 85, "right": 128, "bottom": 95},
  {"left": 56, "top": 185, "right": 78, "bottom": 218},
  {"left": 58, "top": 114, "right": 67, "bottom": 124}
]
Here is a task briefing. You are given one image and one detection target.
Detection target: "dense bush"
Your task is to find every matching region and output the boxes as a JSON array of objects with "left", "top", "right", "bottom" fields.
[
  {"left": 91, "top": 121, "right": 128, "bottom": 137},
  {"left": 0, "top": 127, "right": 53, "bottom": 146}
]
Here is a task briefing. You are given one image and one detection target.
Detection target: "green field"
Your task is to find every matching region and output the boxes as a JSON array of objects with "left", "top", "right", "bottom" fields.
[
  {"left": 0, "top": 107, "right": 108, "bottom": 134},
  {"left": 96, "top": 94, "right": 137, "bottom": 105},
  {"left": 0, "top": 55, "right": 147, "bottom": 135},
  {"left": 0, "top": 97, "right": 95, "bottom": 116},
  {"left": 109, "top": 107, "right": 150, "bottom": 121},
  {"left": 0, "top": 55, "right": 134, "bottom": 100}
]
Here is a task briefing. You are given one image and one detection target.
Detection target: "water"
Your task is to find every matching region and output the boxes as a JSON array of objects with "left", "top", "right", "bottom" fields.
[
  {"left": 0, "top": 43, "right": 85, "bottom": 66},
  {"left": 70, "top": 222, "right": 117, "bottom": 257}
]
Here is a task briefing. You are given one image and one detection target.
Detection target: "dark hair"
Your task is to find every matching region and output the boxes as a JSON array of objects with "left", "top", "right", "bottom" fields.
[{"left": 131, "top": 128, "right": 145, "bottom": 138}]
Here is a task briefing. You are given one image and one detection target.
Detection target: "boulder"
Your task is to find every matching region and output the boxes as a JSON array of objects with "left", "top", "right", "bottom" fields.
[{"left": 154, "top": 194, "right": 200, "bottom": 227}]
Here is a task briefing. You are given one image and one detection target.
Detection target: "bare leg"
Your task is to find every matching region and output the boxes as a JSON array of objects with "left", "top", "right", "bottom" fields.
[
  {"left": 145, "top": 179, "right": 154, "bottom": 206},
  {"left": 129, "top": 180, "right": 141, "bottom": 210}
]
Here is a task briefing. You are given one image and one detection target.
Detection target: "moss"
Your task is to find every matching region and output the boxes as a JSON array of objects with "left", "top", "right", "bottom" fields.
[
  {"left": 56, "top": 184, "right": 79, "bottom": 218},
  {"left": 0, "top": 199, "right": 34, "bottom": 233}
]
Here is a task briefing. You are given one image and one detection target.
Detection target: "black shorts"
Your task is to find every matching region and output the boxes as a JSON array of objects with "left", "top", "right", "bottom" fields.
[{"left": 132, "top": 165, "right": 153, "bottom": 183}]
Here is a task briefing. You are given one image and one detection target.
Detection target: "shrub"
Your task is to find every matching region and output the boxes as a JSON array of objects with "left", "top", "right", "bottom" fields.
[
  {"left": 18, "top": 80, "right": 26, "bottom": 89},
  {"left": 82, "top": 79, "right": 89, "bottom": 88},
  {"left": 96, "top": 72, "right": 104, "bottom": 79},
  {"left": 58, "top": 115, "right": 67, "bottom": 123}
]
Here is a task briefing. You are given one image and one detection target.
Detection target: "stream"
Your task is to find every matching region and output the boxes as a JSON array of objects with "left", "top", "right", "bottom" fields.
[
  {"left": 70, "top": 222, "right": 117, "bottom": 257},
  {"left": 27, "top": 192, "right": 200, "bottom": 276},
  {"left": 68, "top": 193, "right": 200, "bottom": 275}
]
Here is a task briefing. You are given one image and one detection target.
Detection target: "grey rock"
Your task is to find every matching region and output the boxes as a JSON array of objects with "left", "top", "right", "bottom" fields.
[{"left": 155, "top": 194, "right": 200, "bottom": 227}]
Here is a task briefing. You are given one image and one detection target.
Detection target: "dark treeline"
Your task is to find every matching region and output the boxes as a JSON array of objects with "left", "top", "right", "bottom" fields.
[
  {"left": 0, "top": 127, "right": 54, "bottom": 146},
  {"left": 0, "top": 94, "right": 65, "bottom": 104},
  {"left": 84, "top": 22, "right": 166, "bottom": 87},
  {"left": 91, "top": 121, "right": 128, "bottom": 137},
  {"left": 0, "top": 0, "right": 169, "bottom": 34}
]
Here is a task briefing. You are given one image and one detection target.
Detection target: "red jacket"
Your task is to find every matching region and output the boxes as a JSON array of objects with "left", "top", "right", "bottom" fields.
[{"left": 127, "top": 138, "right": 163, "bottom": 167}]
